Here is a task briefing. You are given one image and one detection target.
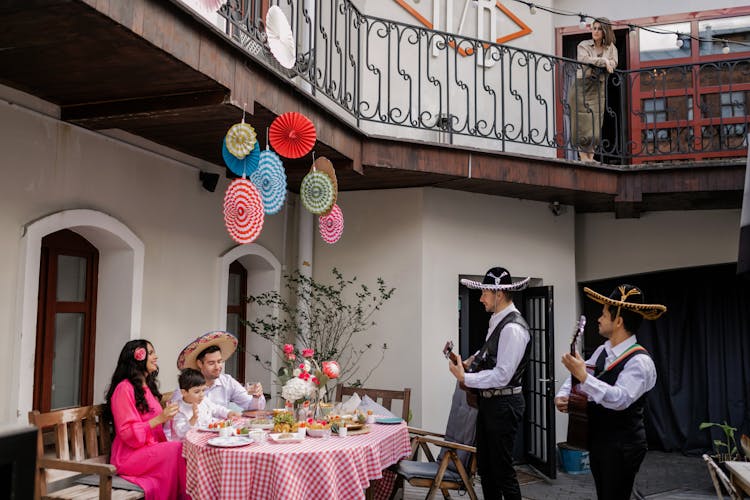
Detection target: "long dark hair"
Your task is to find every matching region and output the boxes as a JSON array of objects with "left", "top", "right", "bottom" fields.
[{"left": 104, "top": 339, "right": 162, "bottom": 426}]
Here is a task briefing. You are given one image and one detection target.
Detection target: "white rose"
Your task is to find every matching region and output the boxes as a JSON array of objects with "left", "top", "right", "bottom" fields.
[{"left": 303, "top": 360, "right": 312, "bottom": 372}]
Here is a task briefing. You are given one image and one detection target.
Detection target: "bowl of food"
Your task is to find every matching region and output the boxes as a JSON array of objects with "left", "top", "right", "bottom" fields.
[
  {"left": 306, "top": 420, "right": 332, "bottom": 438},
  {"left": 248, "top": 418, "right": 274, "bottom": 430}
]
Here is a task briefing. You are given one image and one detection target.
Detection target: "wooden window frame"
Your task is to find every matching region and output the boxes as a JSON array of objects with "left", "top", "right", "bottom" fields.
[
  {"left": 227, "top": 261, "right": 248, "bottom": 382},
  {"left": 34, "top": 229, "right": 99, "bottom": 412}
]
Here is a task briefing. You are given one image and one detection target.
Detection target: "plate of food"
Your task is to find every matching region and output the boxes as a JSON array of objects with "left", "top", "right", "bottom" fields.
[
  {"left": 375, "top": 416, "right": 403, "bottom": 425},
  {"left": 268, "top": 432, "right": 305, "bottom": 444},
  {"left": 197, "top": 420, "right": 232, "bottom": 432},
  {"left": 345, "top": 422, "right": 364, "bottom": 431},
  {"left": 207, "top": 436, "right": 253, "bottom": 448}
]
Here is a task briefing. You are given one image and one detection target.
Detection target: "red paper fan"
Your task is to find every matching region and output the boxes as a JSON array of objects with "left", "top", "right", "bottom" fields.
[
  {"left": 269, "top": 112, "right": 316, "bottom": 159},
  {"left": 224, "top": 178, "right": 265, "bottom": 244}
]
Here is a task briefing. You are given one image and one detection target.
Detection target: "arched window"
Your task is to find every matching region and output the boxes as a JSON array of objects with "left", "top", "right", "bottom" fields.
[
  {"left": 34, "top": 229, "right": 99, "bottom": 411},
  {"left": 225, "top": 261, "right": 248, "bottom": 381}
]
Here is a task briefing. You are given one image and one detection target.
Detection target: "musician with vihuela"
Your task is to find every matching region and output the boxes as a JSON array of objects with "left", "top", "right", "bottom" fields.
[
  {"left": 448, "top": 266, "right": 531, "bottom": 500},
  {"left": 555, "top": 285, "right": 666, "bottom": 500}
]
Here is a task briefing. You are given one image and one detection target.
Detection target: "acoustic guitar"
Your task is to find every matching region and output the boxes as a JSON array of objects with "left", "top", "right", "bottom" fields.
[
  {"left": 566, "top": 315, "right": 588, "bottom": 450},
  {"left": 443, "top": 340, "right": 479, "bottom": 408}
]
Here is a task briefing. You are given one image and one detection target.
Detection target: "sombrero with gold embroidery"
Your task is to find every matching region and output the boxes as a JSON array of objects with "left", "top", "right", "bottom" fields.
[
  {"left": 177, "top": 331, "right": 238, "bottom": 370},
  {"left": 584, "top": 285, "right": 666, "bottom": 320},
  {"left": 460, "top": 267, "right": 530, "bottom": 291}
]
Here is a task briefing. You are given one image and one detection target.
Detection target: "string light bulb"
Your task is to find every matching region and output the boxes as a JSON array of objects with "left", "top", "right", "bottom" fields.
[
  {"left": 628, "top": 24, "right": 637, "bottom": 37},
  {"left": 529, "top": 3, "right": 537, "bottom": 15},
  {"left": 579, "top": 15, "right": 587, "bottom": 30},
  {"left": 722, "top": 42, "right": 730, "bottom": 54},
  {"left": 676, "top": 34, "right": 684, "bottom": 48}
]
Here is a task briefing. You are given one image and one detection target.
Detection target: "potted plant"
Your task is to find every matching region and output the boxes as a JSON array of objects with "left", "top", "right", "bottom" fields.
[
  {"left": 699, "top": 421, "right": 744, "bottom": 465},
  {"left": 243, "top": 268, "right": 395, "bottom": 406}
]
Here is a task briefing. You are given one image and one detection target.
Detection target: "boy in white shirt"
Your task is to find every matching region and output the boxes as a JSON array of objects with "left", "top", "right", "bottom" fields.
[{"left": 171, "top": 368, "right": 240, "bottom": 440}]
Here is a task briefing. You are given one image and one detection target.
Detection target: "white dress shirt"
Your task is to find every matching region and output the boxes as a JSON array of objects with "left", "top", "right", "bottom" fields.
[
  {"left": 463, "top": 304, "right": 530, "bottom": 389},
  {"left": 171, "top": 397, "right": 230, "bottom": 440},
  {"left": 556, "top": 335, "right": 656, "bottom": 411},
  {"left": 171, "top": 373, "right": 266, "bottom": 410}
]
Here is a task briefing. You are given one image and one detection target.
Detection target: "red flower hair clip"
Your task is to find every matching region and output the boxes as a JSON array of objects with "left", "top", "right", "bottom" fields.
[{"left": 134, "top": 347, "right": 147, "bottom": 361}]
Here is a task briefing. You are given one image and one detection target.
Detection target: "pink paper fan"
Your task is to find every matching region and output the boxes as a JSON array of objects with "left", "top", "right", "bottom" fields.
[
  {"left": 319, "top": 204, "right": 344, "bottom": 244},
  {"left": 224, "top": 178, "right": 265, "bottom": 244},
  {"left": 269, "top": 112, "right": 316, "bottom": 159}
]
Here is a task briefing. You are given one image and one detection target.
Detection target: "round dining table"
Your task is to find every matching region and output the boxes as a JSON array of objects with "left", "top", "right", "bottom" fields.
[{"left": 183, "top": 421, "right": 411, "bottom": 500}]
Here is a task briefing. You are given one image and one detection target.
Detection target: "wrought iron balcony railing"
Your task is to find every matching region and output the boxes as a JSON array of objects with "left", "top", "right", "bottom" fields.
[{"left": 219, "top": 0, "right": 750, "bottom": 164}]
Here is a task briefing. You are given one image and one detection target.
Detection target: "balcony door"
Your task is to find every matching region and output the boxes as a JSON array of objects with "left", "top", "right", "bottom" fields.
[{"left": 34, "top": 229, "right": 99, "bottom": 411}]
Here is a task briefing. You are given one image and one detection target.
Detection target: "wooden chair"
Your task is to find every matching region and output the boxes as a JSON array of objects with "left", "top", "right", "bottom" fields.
[
  {"left": 334, "top": 384, "right": 411, "bottom": 421},
  {"left": 703, "top": 454, "right": 742, "bottom": 500},
  {"left": 160, "top": 391, "right": 174, "bottom": 409},
  {"left": 29, "top": 405, "right": 144, "bottom": 500},
  {"left": 390, "top": 427, "right": 478, "bottom": 500}
]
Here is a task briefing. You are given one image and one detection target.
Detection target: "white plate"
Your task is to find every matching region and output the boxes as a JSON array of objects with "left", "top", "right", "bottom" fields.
[
  {"left": 196, "top": 426, "right": 220, "bottom": 433},
  {"left": 207, "top": 436, "right": 253, "bottom": 448},
  {"left": 268, "top": 433, "right": 305, "bottom": 444}
]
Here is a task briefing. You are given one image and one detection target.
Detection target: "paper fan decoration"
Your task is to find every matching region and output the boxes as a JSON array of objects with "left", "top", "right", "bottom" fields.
[
  {"left": 223, "top": 178, "right": 265, "bottom": 244},
  {"left": 300, "top": 170, "right": 334, "bottom": 215},
  {"left": 311, "top": 156, "right": 338, "bottom": 216},
  {"left": 225, "top": 122, "right": 257, "bottom": 159},
  {"left": 223, "top": 139, "right": 260, "bottom": 177},
  {"left": 265, "top": 6, "right": 296, "bottom": 69},
  {"left": 250, "top": 149, "right": 287, "bottom": 214},
  {"left": 319, "top": 204, "right": 344, "bottom": 244},
  {"left": 269, "top": 112, "right": 316, "bottom": 159}
]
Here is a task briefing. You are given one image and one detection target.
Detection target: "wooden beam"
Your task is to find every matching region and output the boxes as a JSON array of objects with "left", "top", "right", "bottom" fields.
[{"left": 61, "top": 90, "right": 229, "bottom": 123}]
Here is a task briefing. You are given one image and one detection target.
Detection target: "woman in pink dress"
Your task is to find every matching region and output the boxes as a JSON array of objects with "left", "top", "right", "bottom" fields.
[{"left": 104, "top": 339, "right": 189, "bottom": 500}]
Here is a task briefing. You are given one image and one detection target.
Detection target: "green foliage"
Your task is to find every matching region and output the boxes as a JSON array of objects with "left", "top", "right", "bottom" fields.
[
  {"left": 699, "top": 421, "right": 740, "bottom": 462},
  {"left": 243, "top": 268, "right": 395, "bottom": 393}
]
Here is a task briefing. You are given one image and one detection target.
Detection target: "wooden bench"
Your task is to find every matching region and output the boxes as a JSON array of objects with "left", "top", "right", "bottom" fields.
[{"left": 29, "top": 405, "right": 144, "bottom": 500}]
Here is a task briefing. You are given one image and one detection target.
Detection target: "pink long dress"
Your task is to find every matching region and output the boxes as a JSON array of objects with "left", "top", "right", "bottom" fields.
[{"left": 110, "top": 380, "right": 189, "bottom": 500}]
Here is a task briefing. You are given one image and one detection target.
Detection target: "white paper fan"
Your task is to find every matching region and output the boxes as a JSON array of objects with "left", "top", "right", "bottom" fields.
[{"left": 265, "top": 6, "right": 296, "bottom": 69}]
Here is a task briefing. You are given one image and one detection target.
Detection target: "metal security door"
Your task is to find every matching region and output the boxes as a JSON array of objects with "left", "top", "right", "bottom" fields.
[{"left": 521, "top": 286, "right": 556, "bottom": 478}]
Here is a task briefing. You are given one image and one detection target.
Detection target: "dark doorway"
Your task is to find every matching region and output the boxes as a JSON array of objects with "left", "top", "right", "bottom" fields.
[
  {"left": 562, "top": 27, "right": 630, "bottom": 164},
  {"left": 459, "top": 280, "right": 556, "bottom": 477}
]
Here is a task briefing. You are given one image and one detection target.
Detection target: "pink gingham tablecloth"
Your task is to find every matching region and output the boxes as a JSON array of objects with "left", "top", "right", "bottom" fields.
[{"left": 183, "top": 422, "right": 411, "bottom": 500}]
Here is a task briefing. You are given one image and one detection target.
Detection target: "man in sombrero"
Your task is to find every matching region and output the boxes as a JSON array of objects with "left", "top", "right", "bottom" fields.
[
  {"left": 555, "top": 285, "right": 666, "bottom": 500},
  {"left": 448, "top": 267, "right": 531, "bottom": 500},
  {"left": 173, "top": 331, "right": 265, "bottom": 411}
]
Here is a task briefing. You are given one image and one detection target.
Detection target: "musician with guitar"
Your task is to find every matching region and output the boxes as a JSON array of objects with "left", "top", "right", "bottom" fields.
[
  {"left": 555, "top": 285, "right": 666, "bottom": 500},
  {"left": 448, "top": 267, "right": 531, "bottom": 500}
]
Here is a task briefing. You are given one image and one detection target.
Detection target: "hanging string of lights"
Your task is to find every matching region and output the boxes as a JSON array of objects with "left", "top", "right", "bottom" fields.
[{"left": 509, "top": 0, "right": 750, "bottom": 53}]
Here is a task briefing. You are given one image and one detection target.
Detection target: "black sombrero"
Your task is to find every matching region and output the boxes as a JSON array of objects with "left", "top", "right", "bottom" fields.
[
  {"left": 584, "top": 284, "right": 666, "bottom": 320},
  {"left": 460, "top": 267, "right": 530, "bottom": 291}
]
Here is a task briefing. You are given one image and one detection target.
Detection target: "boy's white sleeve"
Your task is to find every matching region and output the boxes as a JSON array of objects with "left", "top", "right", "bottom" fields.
[
  {"left": 171, "top": 408, "right": 192, "bottom": 440},
  {"left": 206, "top": 398, "right": 230, "bottom": 419}
]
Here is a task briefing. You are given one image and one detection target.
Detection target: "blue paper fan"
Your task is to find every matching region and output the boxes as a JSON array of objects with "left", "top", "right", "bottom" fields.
[
  {"left": 222, "top": 138, "right": 260, "bottom": 177},
  {"left": 250, "top": 150, "right": 287, "bottom": 214}
]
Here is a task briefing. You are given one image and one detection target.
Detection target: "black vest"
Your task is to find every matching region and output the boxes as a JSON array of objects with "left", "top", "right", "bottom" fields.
[
  {"left": 587, "top": 345, "right": 651, "bottom": 446},
  {"left": 473, "top": 311, "right": 531, "bottom": 388}
]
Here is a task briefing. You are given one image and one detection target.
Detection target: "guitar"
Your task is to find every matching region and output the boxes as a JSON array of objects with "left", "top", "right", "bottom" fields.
[
  {"left": 566, "top": 315, "right": 588, "bottom": 450},
  {"left": 443, "top": 340, "right": 479, "bottom": 408}
]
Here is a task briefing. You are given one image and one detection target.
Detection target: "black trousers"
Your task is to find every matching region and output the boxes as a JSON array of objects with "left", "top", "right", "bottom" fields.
[
  {"left": 589, "top": 440, "right": 647, "bottom": 500},
  {"left": 476, "top": 393, "right": 524, "bottom": 500}
]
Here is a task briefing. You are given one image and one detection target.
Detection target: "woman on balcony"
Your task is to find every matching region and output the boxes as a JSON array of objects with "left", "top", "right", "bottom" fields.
[{"left": 569, "top": 18, "right": 618, "bottom": 163}]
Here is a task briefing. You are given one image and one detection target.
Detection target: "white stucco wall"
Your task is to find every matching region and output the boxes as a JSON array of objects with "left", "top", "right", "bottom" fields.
[
  {"left": 312, "top": 187, "right": 578, "bottom": 440},
  {"left": 0, "top": 95, "right": 288, "bottom": 423},
  {"left": 575, "top": 210, "right": 741, "bottom": 282},
  {"left": 312, "top": 189, "right": 425, "bottom": 422}
]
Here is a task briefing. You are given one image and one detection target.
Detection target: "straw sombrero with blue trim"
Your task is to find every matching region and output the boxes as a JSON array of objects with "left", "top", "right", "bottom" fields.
[
  {"left": 177, "top": 331, "right": 238, "bottom": 370},
  {"left": 584, "top": 285, "right": 666, "bottom": 320},
  {"left": 460, "top": 267, "right": 530, "bottom": 291}
]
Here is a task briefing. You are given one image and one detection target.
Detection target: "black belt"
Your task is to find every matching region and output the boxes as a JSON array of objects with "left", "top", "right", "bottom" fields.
[{"left": 479, "top": 386, "right": 522, "bottom": 398}]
